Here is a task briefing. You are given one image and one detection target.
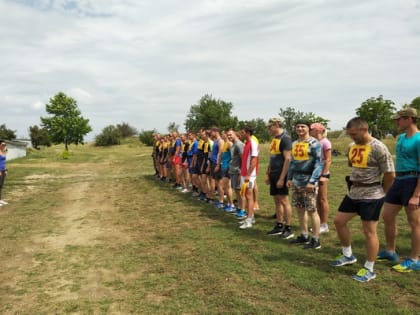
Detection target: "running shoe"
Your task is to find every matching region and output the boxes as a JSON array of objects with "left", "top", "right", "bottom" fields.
[
  {"left": 377, "top": 250, "right": 399, "bottom": 262},
  {"left": 239, "top": 218, "right": 253, "bottom": 229},
  {"left": 392, "top": 258, "right": 420, "bottom": 273},
  {"left": 267, "top": 224, "right": 284, "bottom": 236},
  {"left": 224, "top": 205, "right": 235, "bottom": 213},
  {"left": 303, "top": 237, "right": 321, "bottom": 250},
  {"left": 235, "top": 210, "right": 247, "bottom": 219},
  {"left": 0, "top": 200, "right": 8, "bottom": 205},
  {"left": 330, "top": 254, "right": 357, "bottom": 267},
  {"left": 290, "top": 234, "right": 310, "bottom": 245},
  {"left": 280, "top": 228, "right": 294, "bottom": 240},
  {"left": 353, "top": 268, "right": 376, "bottom": 282}
]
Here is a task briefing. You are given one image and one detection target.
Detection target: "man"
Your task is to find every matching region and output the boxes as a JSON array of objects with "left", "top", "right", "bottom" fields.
[
  {"left": 287, "top": 121, "right": 322, "bottom": 249},
  {"left": 265, "top": 117, "right": 294, "bottom": 239},
  {"left": 331, "top": 117, "right": 395, "bottom": 282},
  {"left": 171, "top": 131, "right": 183, "bottom": 189},
  {"left": 378, "top": 107, "right": 420, "bottom": 272},
  {"left": 310, "top": 123, "right": 332, "bottom": 234},
  {"left": 0, "top": 140, "right": 8, "bottom": 205},
  {"left": 207, "top": 127, "right": 225, "bottom": 207},
  {"left": 227, "top": 129, "right": 246, "bottom": 218},
  {"left": 239, "top": 126, "right": 259, "bottom": 229}
]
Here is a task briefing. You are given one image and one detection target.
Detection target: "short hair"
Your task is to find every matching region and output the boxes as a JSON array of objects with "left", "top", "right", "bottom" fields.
[
  {"left": 346, "top": 117, "right": 369, "bottom": 130},
  {"left": 241, "top": 125, "right": 253, "bottom": 135}
]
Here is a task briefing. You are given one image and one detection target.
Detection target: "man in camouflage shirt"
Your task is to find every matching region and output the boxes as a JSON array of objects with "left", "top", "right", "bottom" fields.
[{"left": 330, "top": 117, "right": 395, "bottom": 282}]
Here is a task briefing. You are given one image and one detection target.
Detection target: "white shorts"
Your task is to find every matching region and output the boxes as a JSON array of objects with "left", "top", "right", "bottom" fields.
[{"left": 240, "top": 176, "right": 257, "bottom": 189}]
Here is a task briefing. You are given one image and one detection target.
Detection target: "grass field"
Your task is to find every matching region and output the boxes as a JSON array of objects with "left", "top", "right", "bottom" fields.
[{"left": 0, "top": 138, "right": 419, "bottom": 314}]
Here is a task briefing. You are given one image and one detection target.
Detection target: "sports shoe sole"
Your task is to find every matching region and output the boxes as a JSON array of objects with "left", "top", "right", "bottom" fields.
[{"left": 331, "top": 257, "right": 357, "bottom": 267}]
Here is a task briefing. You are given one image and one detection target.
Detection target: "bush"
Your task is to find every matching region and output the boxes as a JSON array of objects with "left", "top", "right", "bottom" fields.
[
  {"left": 95, "top": 125, "right": 122, "bottom": 146},
  {"left": 117, "top": 122, "right": 138, "bottom": 138},
  {"left": 139, "top": 130, "right": 155, "bottom": 146}
]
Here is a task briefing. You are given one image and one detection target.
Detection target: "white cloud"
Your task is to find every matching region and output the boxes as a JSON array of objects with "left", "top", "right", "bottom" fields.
[{"left": 1, "top": 0, "right": 420, "bottom": 138}]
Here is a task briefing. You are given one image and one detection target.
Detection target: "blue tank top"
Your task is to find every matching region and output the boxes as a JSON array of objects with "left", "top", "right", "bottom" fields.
[
  {"left": 0, "top": 155, "right": 6, "bottom": 171},
  {"left": 210, "top": 139, "right": 220, "bottom": 163}
]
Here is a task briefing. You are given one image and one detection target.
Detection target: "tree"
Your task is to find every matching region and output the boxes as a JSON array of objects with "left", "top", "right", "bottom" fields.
[
  {"left": 0, "top": 124, "right": 16, "bottom": 140},
  {"left": 279, "top": 107, "right": 329, "bottom": 140},
  {"left": 410, "top": 96, "right": 420, "bottom": 113},
  {"left": 184, "top": 94, "right": 238, "bottom": 131},
  {"left": 116, "top": 122, "right": 138, "bottom": 138},
  {"left": 95, "top": 125, "right": 122, "bottom": 146},
  {"left": 167, "top": 122, "right": 179, "bottom": 133},
  {"left": 40, "top": 92, "right": 92, "bottom": 151},
  {"left": 29, "top": 125, "right": 51, "bottom": 149},
  {"left": 237, "top": 118, "right": 270, "bottom": 143},
  {"left": 355, "top": 95, "right": 396, "bottom": 138},
  {"left": 139, "top": 129, "right": 156, "bottom": 146}
]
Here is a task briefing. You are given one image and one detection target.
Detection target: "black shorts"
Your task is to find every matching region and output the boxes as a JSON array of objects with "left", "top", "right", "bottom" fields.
[
  {"left": 385, "top": 177, "right": 420, "bottom": 207},
  {"left": 210, "top": 161, "right": 223, "bottom": 180},
  {"left": 338, "top": 195, "right": 385, "bottom": 221},
  {"left": 194, "top": 158, "right": 204, "bottom": 175},
  {"left": 269, "top": 174, "right": 289, "bottom": 196}
]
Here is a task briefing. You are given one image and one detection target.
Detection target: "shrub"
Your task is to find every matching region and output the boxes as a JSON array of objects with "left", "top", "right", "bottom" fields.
[{"left": 95, "top": 125, "right": 122, "bottom": 146}]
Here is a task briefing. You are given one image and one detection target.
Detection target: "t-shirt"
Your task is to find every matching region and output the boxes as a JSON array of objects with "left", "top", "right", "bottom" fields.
[
  {"left": 395, "top": 132, "right": 420, "bottom": 176},
  {"left": 348, "top": 138, "right": 395, "bottom": 199},
  {"left": 269, "top": 132, "right": 292, "bottom": 176},
  {"left": 320, "top": 137, "right": 332, "bottom": 173},
  {"left": 288, "top": 137, "right": 322, "bottom": 187},
  {"left": 241, "top": 136, "right": 259, "bottom": 177},
  {"left": 229, "top": 140, "right": 244, "bottom": 175}
]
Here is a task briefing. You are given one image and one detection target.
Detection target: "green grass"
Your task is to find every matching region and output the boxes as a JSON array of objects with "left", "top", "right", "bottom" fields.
[{"left": 0, "top": 139, "right": 418, "bottom": 314}]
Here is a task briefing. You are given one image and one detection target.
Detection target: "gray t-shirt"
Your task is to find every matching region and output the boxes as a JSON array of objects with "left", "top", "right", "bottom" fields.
[
  {"left": 229, "top": 140, "right": 244, "bottom": 175},
  {"left": 348, "top": 138, "right": 395, "bottom": 200}
]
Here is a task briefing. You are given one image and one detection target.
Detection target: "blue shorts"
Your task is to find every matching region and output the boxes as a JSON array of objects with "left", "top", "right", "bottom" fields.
[
  {"left": 385, "top": 177, "right": 420, "bottom": 207},
  {"left": 338, "top": 195, "right": 384, "bottom": 221}
]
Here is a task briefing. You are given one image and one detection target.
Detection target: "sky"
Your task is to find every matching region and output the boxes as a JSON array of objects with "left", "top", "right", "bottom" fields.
[{"left": 1, "top": 0, "right": 420, "bottom": 140}]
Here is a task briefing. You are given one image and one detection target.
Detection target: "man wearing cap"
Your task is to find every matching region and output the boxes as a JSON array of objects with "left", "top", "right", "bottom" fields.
[
  {"left": 310, "top": 122, "right": 332, "bottom": 234},
  {"left": 378, "top": 107, "right": 420, "bottom": 272},
  {"left": 265, "top": 117, "right": 294, "bottom": 239},
  {"left": 287, "top": 121, "right": 323, "bottom": 249}
]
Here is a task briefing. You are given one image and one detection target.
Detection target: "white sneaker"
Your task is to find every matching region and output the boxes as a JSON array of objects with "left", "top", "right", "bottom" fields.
[
  {"left": 320, "top": 225, "right": 329, "bottom": 234},
  {"left": 238, "top": 217, "right": 255, "bottom": 225},
  {"left": 181, "top": 188, "right": 190, "bottom": 193},
  {"left": 0, "top": 200, "right": 7, "bottom": 205},
  {"left": 239, "top": 218, "right": 254, "bottom": 229}
]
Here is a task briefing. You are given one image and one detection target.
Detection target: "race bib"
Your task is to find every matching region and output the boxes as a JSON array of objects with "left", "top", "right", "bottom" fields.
[
  {"left": 349, "top": 145, "right": 371, "bottom": 168},
  {"left": 292, "top": 142, "right": 309, "bottom": 161},
  {"left": 270, "top": 138, "right": 281, "bottom": 154}
]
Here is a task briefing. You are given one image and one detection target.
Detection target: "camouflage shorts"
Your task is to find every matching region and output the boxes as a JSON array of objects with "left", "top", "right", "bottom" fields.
[{"left": 292, "top": 186, "right": 318, "bottom": 212}]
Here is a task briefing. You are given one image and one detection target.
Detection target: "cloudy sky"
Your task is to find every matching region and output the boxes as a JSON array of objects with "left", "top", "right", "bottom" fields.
[{"left": 1, "top": 0, "right": 420, "bottom": 139}]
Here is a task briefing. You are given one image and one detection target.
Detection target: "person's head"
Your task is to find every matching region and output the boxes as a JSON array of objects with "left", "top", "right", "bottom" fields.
[
  {"left": 310, "top": 122, "right": 326, "bottom": 138},
  {"left": 294, "top": 120, "right": 311, "bottom": 139},
  {"left": 240, "top": 126, "right": 253, "bottom": 141},
  {"left": 226, "top": 129, "right": 237, "bottom": 142},
  {"left": 346, "top": 117, "right": 370, "bottom": 144},
  {"left": 188, "top": 131, "right": 196, "bottom": 140},
  {"left": 267, "top": 117, "right": 285, "bottom": 136},
  {"left": 392, "top": 107, "right": 418, "bottom": 131},
  {"left": 0, "top": 140, "right": 5, "bottom": 151},
  {"left": 210, "top": 127, "right": 220, "bottom": 139}
]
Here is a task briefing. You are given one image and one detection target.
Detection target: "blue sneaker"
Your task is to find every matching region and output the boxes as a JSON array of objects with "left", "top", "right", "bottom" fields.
[
  {"left": 392, "top": 258, "right": 420, "bottom": 273},
  {"left": 377, "top": 250, "right": 399, "bottom": 262},
  {"left": 224, "top": 205, "right": 235, "bottom": 213},
  {"left": 213, "top": 201, "right": 224, "bottom": 209},
  {"left": 331, "top": 254, "right": 357, "bottom": 267},
  {"left": 353, "top": 268, "right": 376, "bottom": 282},
  {"left": 235, "top": 210, "right": 247, "bottom": 219}
]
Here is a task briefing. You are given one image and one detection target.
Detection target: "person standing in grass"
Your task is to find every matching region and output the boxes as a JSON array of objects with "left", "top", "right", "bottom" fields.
[
  {"left": 287, "top": 121, "right": 323, "bottom": 249},
  {"left": 207, "top": 127, "right": 224, "bottom": 207},
  {"left": 238, "top": 126, "right": 259, "bottom": 229},
  {"left": 0, "top": 140, "right": 8, "bottom": 206},
  {"left": 378, "top": 107, "right": 420, "bottom": 272},
  {"left": 265, "top": 117, "right": 294, "bottom": 239},
  {"left": 219, "top": 130, "right": 234, "bottom": 212},
  {"left": 227, "top": 129, "right": 246, "bottom": 218},
  {"left": 331, "top": 117, "right": 395, "bottom": 282},
  {"left": 310, "top": 122, "right": 332, "bottom": 234}
]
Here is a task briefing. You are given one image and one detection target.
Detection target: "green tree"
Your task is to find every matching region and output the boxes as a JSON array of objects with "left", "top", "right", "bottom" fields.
[
  {"left": 95, "top": 125, "right": 122, "bottom": 146},
  {"left": 279, "top": 107, "right": 329, "bottom": 140},
  {"left": 0, "top": 124, "right": 16, "bottom": 140},
  {"left": 184, "top": 94, "right": 238, "bottom": 131},
  {"left": 167, "top": 122, "right": 179, "bottom": 133},
  {"left": 41, "top": 92, "right": 92, "bottom": 151},
  {"left": 116, "top": 122, "right": 138, "bottom": 138},
  {"left": 410, "top": 96, "right": 420, "bottom": 113},
  {"left": 29, "top": 125, "right": 51, "bottom": 149},
  {"left": 355, "top": 95, "right": 396, "bottom": 138},
  {"left": 237, "top": 118, "right": 270, "bottom": 143},
  {"left": 139, "top": 129, "right": 156, "bottom": 146}
]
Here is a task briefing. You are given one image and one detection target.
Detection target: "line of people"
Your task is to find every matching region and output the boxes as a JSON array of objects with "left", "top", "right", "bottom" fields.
[{"left": 151, "top": 108, "right": 420, "bottom": 282}]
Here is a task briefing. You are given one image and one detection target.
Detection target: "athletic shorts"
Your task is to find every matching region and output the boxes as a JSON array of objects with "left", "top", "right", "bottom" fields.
[
  {"left": 210, "top": 162, "right": 223, "bottom": 180},
  {"left": 291, "top": 186, "right": 317, "bottom": 212},
  {"left": 194, "top": 159, "right": 204, "bottom": 175},
  {"left": 240, "top": 176, "right": 257, "bottom": 190},
  {"left": 338, "top": 195, "right": 384, "bottom": 221},
  {"left": 171, "top": 156, "right": 182, "bottom": 166},
  {"left": 269, "top": 174, "right": 289, "bottom": 196},
  {"left": 230, "top": 174, "right": 241, "bottom": 190},
  {"left": 385, "top": 177, "right": 420, "bottom": 207},
  {"left": 221, "top": 168, "right": 230, "bottom": 178}
]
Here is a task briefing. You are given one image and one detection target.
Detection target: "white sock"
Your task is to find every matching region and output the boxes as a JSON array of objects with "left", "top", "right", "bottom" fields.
[
  {"left": 364, "top": 261, "right": 375, "bottom": 272},
  {"left": 342, "top": 246, "right": 352, "bottom": 257}
]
